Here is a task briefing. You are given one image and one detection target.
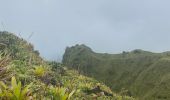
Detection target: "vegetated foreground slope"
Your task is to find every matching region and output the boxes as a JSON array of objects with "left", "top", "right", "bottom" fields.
[
  {"left": 0, "top": 31, "right": 134, "bottom": 100},
  {"left": 63, "top": 44, "right": 170, "bottom": 100}
]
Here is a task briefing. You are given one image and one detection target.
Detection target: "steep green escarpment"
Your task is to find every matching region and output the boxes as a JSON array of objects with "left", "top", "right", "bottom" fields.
[{"left": 63, "top": 44, "right": 170, "bottom": 100}]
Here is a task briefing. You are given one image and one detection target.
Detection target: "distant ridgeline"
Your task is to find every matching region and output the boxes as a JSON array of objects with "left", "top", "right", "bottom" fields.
[{"left": 63, "top": 44, "right": 170, "bottom": 100}]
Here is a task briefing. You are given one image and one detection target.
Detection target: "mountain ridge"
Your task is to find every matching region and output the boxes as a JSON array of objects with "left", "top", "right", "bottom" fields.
[{"left": 63, "top": 44, "right": 170, "bottom": 100}]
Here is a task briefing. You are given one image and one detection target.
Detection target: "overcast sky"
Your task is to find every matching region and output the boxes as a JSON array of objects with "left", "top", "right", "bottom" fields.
[{"left": 0, "top": 0, "right": 170, "bottom": 61}]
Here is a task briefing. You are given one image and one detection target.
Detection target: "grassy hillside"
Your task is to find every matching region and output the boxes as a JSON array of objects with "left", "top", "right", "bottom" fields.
[
  {"left": 0, "top": 31, "right": 134, "bottom": 100},
  {"left": 63, "top": 44, "right": 170, "bottom": 100}
]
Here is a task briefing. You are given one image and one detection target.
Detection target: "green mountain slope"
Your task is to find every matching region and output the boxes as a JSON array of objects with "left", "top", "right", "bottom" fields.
[
  {"left": 63, "top": 44, "right": 170, "bottom": 100},
  {"left": 0, "top": 32, "right": 134, "bottom": 100},
  {"left": 0, "top": 31, "right": 43, "bottom": 64}
]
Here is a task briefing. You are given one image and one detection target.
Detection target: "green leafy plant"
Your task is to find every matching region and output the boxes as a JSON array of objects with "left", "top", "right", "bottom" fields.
[
  {"left": 0, "top": 52, "right": 11, "bottom": 81},
  {"left": 48, "top": 86, "right": 75, "bottom": 100},
  {"left": 0, "top": 76, "right": 32, "bottom": 100},
  {"left": 34, "top": 65, "right": 46, "bottom": 77}
]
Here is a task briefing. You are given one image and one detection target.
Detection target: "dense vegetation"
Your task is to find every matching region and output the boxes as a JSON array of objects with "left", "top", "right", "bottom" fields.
[
  {"left": 0, "top": 31, "right": 134, "bottom": 100},
  {"left": 63, "top": 44, "right": 170, "bottom": 100}
]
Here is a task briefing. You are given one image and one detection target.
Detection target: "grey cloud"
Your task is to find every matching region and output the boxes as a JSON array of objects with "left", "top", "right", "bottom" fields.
[{"left": 0, "top": 0, "right": 170, "bottom": 60}]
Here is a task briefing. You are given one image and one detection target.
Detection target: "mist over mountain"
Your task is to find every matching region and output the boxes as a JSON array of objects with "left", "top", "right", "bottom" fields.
[{"left": 1, "top": 0, "right": 170, "bottom": 60}]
